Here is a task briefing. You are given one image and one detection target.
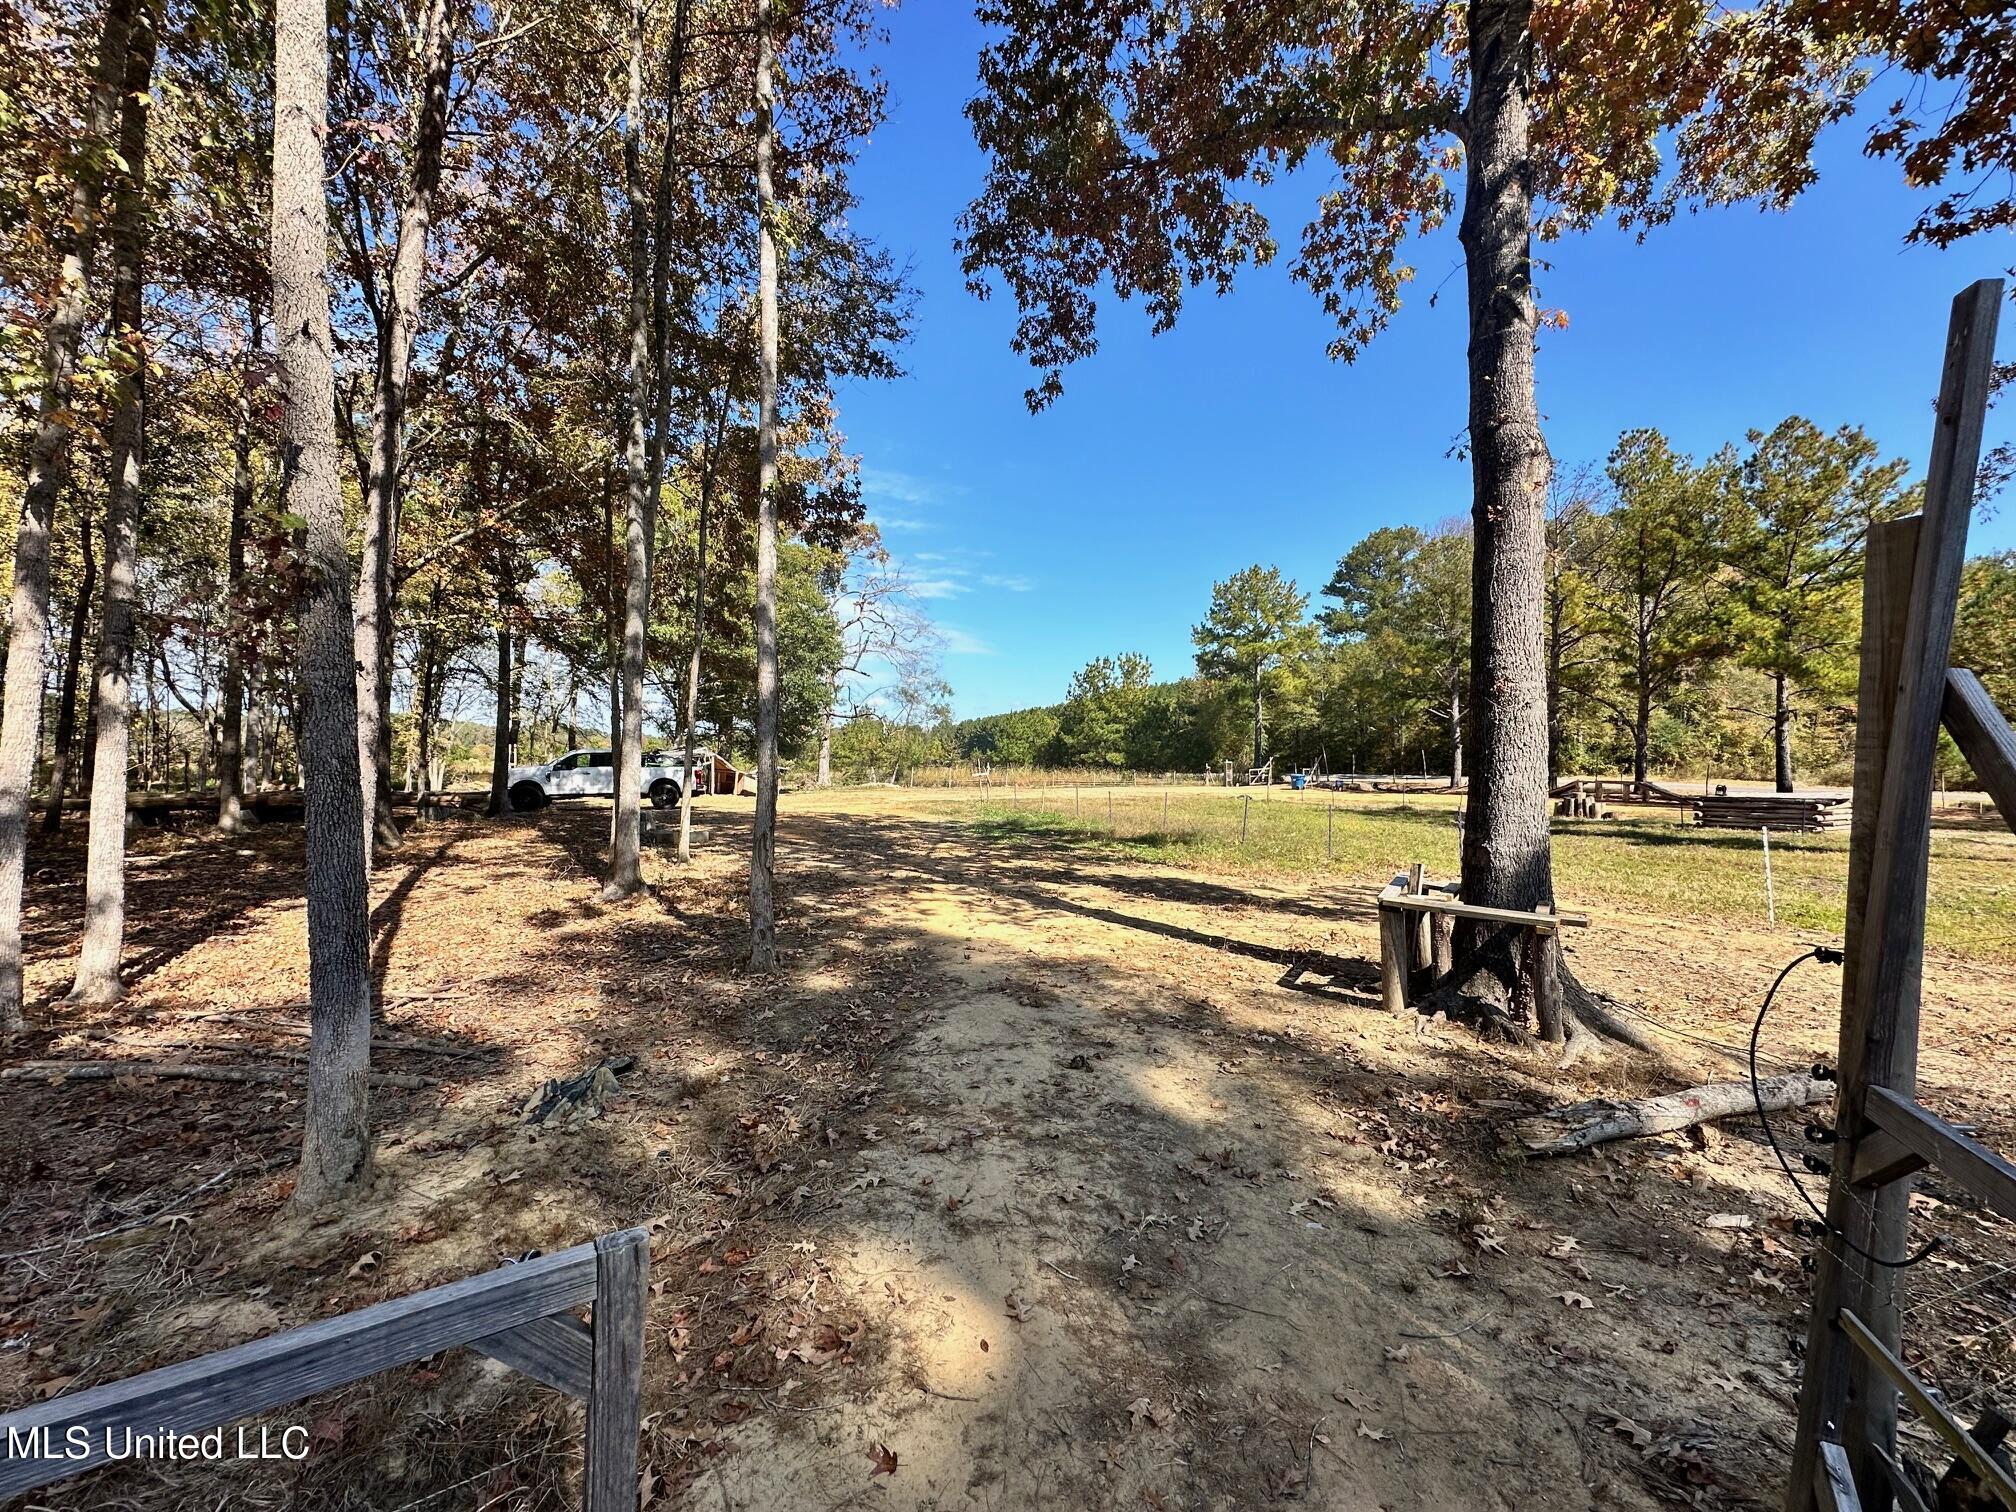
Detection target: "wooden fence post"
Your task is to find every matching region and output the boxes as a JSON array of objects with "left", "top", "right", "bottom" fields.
[
  {"left": 585, "top": 1228, "right": 649, "bottom": 1512},
  {"left": 1378, "top": 904, "right": 1409, "bottom": 1015},
  {"left": 1786, "top": 279, "right": 2001, "bottom": 1511}
]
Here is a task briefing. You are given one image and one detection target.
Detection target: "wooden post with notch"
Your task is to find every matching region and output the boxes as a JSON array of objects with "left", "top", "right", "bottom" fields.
[{"left": 1785, "top": 279, "right": 2002, "bottom": 1511}]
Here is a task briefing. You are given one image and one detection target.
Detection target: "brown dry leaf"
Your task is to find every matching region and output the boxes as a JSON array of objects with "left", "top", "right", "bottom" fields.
[
  {"left": 1703, "top": 1373, "right": 1742, "bottom": 1393},
  {"left": 1546, "top": 1235, "right": 1581, "bottom": 1259},
  {"left": 1598, "top": 1412, "right": 1653, "bottom": 1449},
  {"left": 1474, "top": 1231, "right": 1508, "bottom": 1255},
  {"left": 1332, "top": 1388, "right": 1373, "bottom": 1410},
  {"left": 1555, "top": 1291, "right": 1595, "bottom": 1310},
  {"left": 36, "top": 1375, "right": 76, "bottom": 1399},
  {"left": 1005, "top": 1291, "right": 1032, "bottom": 1322},
  {"left": 1438, "top": 1258, "right": 1474, "bottom": 1280},
  {"left": 1383, "top": 1344, "right": 1411, "bottom": 1362},
  {"left": 1128, "top": 1396, "right": 1154, "bottom": 1429},
  {"left": 638, "top": 1464, "right": 662, "bottom": 1507},
  {"left": 868, "top": 1442, "right": 898, "bottom": 1476},
  {"left": 346, "top": 1250, "right": 382, "bottom": 1280},
  {"left": 1356, "top": 1421, "right": 1390, "bottom": 1442}
]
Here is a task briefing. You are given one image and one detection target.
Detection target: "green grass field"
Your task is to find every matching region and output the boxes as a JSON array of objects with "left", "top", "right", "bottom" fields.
[{"left": 923, "top": 787, "right": 2016, "bottom": 964}]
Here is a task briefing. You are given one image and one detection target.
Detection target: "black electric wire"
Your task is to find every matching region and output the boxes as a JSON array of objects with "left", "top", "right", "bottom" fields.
[{"left": 1748, "top": 944, "right": 1940, "bottom": 1271}]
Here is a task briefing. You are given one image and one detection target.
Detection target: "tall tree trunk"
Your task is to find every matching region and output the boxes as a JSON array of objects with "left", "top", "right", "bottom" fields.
[
  {"left": 354, "top": 0, "right": 456, "bottom": 865},
  {"left": 1449, "top": 683, "right": 1464, "bottom": 787},
  {"left": 677, "top": 438, "right": 713, "bottom": 862},
  {"left": 604, "top": 0, "right": 653, "bottom": 899},
  {"left": 275, "top": 0, "right": 375, "bottom": 1205},
  {"left": 42, "top": 500, "right": 97, "bottom": 834},
  {"left": 1453, "top": 0, "right": 1553, "bottom": 1014},
  {"left": 0, "top": 0, "right": 132, "bottom": 1033},
  {"left": 1773, "top": 671, "right": 1794, "bottom": 792},
  {"left": 817, "top": 701, "right": 833, "bottom": 786},
  {"left": 487, "top": 615, "right": 514, "bottom": 815},
  {"left": 1250, "top": 664, "right": 1263, "bottom": 769},
  {"left": 747, "top": 0, "right": 781, "bottom": 969},
  {"left": 1633, "top": 659, "right": 1651, "bottom": 783},
  {"left": 217, "top": 301, "right": 260, "bottom": 833},
  {"left": 69, "top": 0, "right": 158, "bottom": 1004}
]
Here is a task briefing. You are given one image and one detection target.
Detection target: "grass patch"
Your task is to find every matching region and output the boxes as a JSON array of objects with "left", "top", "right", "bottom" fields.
[{"left": 930, "top": 788, "right": 2016, "bottom": 964}]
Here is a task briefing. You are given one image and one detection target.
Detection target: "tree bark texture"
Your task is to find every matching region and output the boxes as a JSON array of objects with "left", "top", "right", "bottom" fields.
[
  {"left": 488, "top": 616, "right": 514, "bottom": 815},
  {"left": 1455, "top": 0, "right": 1555, "bottom": 1018},
  {"left": 678, "top": 446, "right": 712, "bottom": 862},
  {"left": 70, "top": 1, "right": 159, "bottom": 1004},
  {"left": 273, "top": 0, "right": 375, "bottom": 1205},
  {"left": 41, "top": 499, "right": 97, "bottom": 834},
  {"left": 748, "top": 0, "right": 781, "bottom": 969},
  {"left": 1250, "top": 664, "right": 1264, "bottom": 770},
  {"left": 0, "top": 0, "right": 133, "bottom": 1033},
  {"left": 1774, "top": 670, "right": 1794, "bottom": 792},
  {"left": 354, "top": 0, "right": 456, "bottom": 865},
  {"left": 216, "top": 303, "right": 260, "bottom": 833},
  {"left": 604, "top": 1, "right": 654, "bottom": 900}
]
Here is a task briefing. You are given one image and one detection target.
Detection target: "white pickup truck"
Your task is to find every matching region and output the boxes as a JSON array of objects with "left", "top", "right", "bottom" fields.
[{"left": 506, "top": 748, "right": 696, "bottom": 811}]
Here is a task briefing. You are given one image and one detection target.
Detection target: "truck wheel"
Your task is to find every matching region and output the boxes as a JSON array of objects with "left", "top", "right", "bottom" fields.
[
  {"left": 649, "top": 779, "right": 681, "bottom": 810},
  {"left": 508, "top": 781, "right": 547, "bottom": 811}
]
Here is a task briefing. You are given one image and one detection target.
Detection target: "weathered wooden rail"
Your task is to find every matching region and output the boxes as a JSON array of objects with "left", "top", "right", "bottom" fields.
[
  {"left": 1787, "top": 281, "right": 2016, "bottom": 1512},
  {"left": 0, "top": 1228, "right": 648, "bottom": 1508},
  {"left": 1375, "top": 863, "right": 1588, "bottom": 1015}
]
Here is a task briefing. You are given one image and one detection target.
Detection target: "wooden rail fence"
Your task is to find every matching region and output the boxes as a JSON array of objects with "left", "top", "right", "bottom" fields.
[
  {"left": 0, "top": 1227, "right": 649, "bottom": 1509},
  {"left": 1787, "top": 281, "right": 2016, "bottom": 1512}
]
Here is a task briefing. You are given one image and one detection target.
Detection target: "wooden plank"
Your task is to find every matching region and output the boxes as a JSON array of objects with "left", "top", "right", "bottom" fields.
[
  {"left": 1865, "top": 1085, "right": 2016, "bottom": 1223},
  {"left": 583, "top": 1228, "right": 649, "bottom": 1512},
  {"left": 1377, "top": 905, "right": 1410, "bottom": 1015},
  {"left": 1839, "top": 1309, "right": 2016, "bottom": 1511},
  {"left": 1943, "top": 668, "right": 2016, "bottom": 833},
  {"left": 1379, "top": 893, "right": 1588, "bottom": 930},
  {"left": 0, "top": 1242, "right": 600, "bottom": 1498},
  {"left": 1848, "top": 1129, "right": 1927, "bottom": 1189},
  {"left": 471, "top": 1311, "right": 593, "bottom": 1399},
  {"left": 1789, "top": 279, "right": 2003, "bottom": 1512},
  {"left": 1867, "top": 1442, "right": 1933, "bottom": 1512},
  {"left": 1816, "top": 1440, "right": 1864, "bottom": 1512}
]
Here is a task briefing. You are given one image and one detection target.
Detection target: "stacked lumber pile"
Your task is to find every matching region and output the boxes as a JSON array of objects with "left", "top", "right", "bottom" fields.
[{"left": 1691, "top": 793, "right": 1845, "bottom": 831}]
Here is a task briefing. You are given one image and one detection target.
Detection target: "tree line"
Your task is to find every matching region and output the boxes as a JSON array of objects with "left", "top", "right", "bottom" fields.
[
  {"left": 944, "top": 418, "right": 2013, "bottom": 795},
  {"left": 0, "top": 0, "right": 946, "bottom": 1202}
]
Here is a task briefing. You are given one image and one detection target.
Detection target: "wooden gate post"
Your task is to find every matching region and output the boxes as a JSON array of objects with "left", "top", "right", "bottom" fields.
[
  {"left": 585, "top": 1228, "right": 649, "bottom": 1512},
  {"left": 1785, "top": 280, "right": 2001, "bottom": 1512}
]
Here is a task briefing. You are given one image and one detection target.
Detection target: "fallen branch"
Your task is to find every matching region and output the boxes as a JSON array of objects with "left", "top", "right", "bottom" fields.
[
  {"left": 179, "top": 1011, "right": 478, "bottom": 1056},
  {"left": 1514, "top": 1074, "right": 1829, "bottom": 1157},
  {"left": 2, "top": 1059, "right": 436, "bottom": 1090}
]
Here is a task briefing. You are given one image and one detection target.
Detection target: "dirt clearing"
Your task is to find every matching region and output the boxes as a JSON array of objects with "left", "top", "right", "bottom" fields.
[{"left": 3, "top": 789, "right": 2012, "bottom": 1510}]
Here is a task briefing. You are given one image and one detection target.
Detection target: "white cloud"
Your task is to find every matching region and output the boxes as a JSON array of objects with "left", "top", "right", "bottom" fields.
[
  {"left": 860, "top": 466, "right": 959, "bottom": 507},
  {"left": 981, "top": 573, "right": 1034, "bottom": 592},
  {"left": 910, "top": 577, "right": 969, "bottom": 600},
  {"left": 939, "top": 625, "right": 994, "bottom": 656},
  {"left": 874, "top": 516, "right": 931, "bottom": 533}
]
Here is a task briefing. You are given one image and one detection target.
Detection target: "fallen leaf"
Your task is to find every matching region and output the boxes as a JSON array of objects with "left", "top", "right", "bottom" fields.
[
  {"left": 1356, "top": 1421, "right": 1390, "bottom": 1442},
  {"left": 1555, "top": 1291, "right": 1595, "bottom": 1310},
  {"left": 1702, "top": 1213, "right": 1752, "bottom": 1230},
  {"left": 1383, "top": 1344, "right": 1411, "bottom": 1362},
  {"left": 1005, "top": 1292, "right": 1032, "bottom": 1322},
  {"left": 868, "top": 1442, "right": 898, "bottom": 1476},
  {"left": 347, "top": 1251, "right": 382, "bottom": 1280},
  {"left": 1598, "top": 1412, "right": 1653, "bottom": 1448}
]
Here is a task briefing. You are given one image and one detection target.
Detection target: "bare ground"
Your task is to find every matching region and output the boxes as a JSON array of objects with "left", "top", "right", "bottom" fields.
[{"left": 2, "top": 789, "right": 2012, "bottom": 1511}]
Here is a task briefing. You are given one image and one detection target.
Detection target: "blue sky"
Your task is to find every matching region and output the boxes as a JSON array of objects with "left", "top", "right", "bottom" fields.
[{"left": 831, "top": 5, "right": 2016, "bottom": 721}]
